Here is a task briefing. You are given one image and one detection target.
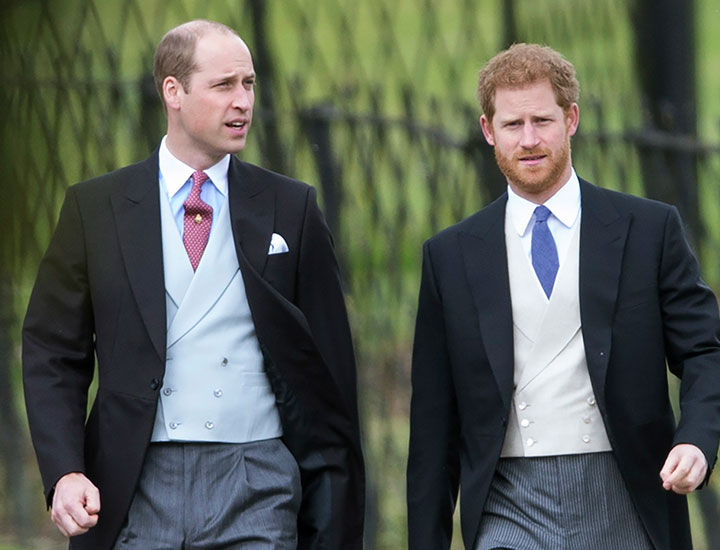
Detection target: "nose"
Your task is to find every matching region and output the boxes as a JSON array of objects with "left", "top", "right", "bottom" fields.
[
  {"left": 232, "top": 88, "right": 253, "bottom": 111},
  {"left": 519, "top": 123, "right": 540, "bottom": 149}
]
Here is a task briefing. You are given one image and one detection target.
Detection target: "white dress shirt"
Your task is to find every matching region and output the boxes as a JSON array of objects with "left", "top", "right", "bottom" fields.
[{"left": 506, "top": 169, "right": 581, "bottom": 273}]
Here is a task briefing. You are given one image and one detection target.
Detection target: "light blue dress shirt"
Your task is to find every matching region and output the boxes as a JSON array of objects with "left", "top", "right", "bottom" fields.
[{"left": 157, "top": 136, "right": 230, "bottom": 238}]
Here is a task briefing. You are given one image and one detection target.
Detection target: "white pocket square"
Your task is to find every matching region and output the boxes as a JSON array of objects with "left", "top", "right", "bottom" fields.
[{"left": 268, "top": 233, "right": 289, "bottom": 255}]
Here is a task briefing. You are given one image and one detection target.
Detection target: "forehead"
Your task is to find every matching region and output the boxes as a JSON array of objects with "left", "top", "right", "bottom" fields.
[
  {"left": 493, "top": 80, "right": 561, "bottom": 118},
  {"left": 192, "top": 31, "right": 254, "bottom": 75}
]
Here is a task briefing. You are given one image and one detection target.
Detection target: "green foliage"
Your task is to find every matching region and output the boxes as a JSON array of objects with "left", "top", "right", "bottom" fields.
[
  {"left": 2, "top": 1, "right": 720, "bottom": 548},
  {"left": 697, "top": 1, "right": 720, "bottom": 141}
]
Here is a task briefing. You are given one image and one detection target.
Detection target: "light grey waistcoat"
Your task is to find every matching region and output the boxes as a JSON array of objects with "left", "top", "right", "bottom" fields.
[{"left": 150, "top": 183, "right": 282, "bottom": 443}]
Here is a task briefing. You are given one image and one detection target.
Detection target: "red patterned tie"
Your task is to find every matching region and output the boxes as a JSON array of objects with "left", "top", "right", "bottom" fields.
[{"left": 183, "top": 170, "right": 213, "bottom": 271}]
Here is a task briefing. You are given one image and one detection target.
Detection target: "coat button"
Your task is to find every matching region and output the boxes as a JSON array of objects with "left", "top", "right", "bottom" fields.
[
  {"left": 169, "top": 422, "right": 178, "bottom": 430},
  {"left": 150, "top": 378, "right": 160, "bottom": 390},
  {"left": 205, "top": 421, "right": 214, "bottom": 430}
]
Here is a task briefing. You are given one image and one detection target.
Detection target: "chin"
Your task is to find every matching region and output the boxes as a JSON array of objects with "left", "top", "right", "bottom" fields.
[
  {"left": 227, "top": 140, "right": 248, "bottom": 154},
  {"left": 510, "top": 170, "right": 552, "bottom": 191}
]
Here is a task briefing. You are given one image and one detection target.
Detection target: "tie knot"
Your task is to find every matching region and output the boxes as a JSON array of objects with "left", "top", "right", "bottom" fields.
[
  {"left": 534, "top": 205, "right": 552, "bottom": 223},
  {"left": 184, "top": 171, "right": 212, "bottom": 214},
  {"left": 192, "top": 170, "right": 209, "bottom": 188}
]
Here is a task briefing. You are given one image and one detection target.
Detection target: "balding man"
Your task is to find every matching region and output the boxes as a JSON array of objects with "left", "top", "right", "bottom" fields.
[{"left": 23, "top": 19, "right": 364, "bottom": 550}]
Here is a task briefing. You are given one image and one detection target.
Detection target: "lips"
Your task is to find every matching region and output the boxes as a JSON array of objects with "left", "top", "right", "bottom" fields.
[
  {"left": 225, "top": 120, "right": 250, "bottom": 137},
  {"left": 518, "top": 150, "right": 548, "bottom": 161},
  {"left": 516, "top": 150, "right": 549, "bottom": 166}
]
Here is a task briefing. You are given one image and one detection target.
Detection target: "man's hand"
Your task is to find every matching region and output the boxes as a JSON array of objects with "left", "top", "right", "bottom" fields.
[
  {"left": 660, "top": 444, "right": 708, "bottom": 494},
  {"left": 51, "top": 472, "right": 101, "bottom": 537}
]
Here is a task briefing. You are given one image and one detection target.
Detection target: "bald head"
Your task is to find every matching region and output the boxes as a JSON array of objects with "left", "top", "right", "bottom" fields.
[{"left": 153, "top": 19, "right": 245, "bottom": 103}]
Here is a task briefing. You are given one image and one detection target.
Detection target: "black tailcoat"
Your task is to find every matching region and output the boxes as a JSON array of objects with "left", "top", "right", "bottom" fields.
[
  {"left": 408, "top": 179, "right": 720, "bottom": 550},
  {"left": 23, "top": 152, "right": 365, "bottom": 550}
]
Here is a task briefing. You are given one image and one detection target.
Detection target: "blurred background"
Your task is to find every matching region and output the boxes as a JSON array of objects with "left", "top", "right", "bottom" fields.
[{"left": 2, "top": 0, "right": 720, "bottom": 548}]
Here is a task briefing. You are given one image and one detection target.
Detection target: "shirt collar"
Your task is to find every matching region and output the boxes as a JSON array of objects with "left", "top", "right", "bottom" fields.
[
  {"left": 506, "top": 168, "right": 581, "bottom": 236},
  {"left": 158, "top": 136, "right": 230, "bottom": 198}
]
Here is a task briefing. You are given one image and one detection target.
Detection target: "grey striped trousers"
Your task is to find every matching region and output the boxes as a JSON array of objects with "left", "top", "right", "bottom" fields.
[
  {"left": 475, "top": 452, "right": 653, "bottom": 550},
  {"left": 113, "top": 438, "right": 301, "bottom": 550}
]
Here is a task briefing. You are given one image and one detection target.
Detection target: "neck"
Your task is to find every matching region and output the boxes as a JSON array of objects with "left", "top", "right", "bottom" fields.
[
  {"left": 165, "top": 133, "right": 221, "bottom": 171},
  {"left": 510, "top": 163, "right": 573, "bottom": 205}
]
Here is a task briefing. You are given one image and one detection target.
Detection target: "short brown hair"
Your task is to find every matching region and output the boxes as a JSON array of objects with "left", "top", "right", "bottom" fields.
[
  {"left": 477, "top": 43, "right": 579, "bottom": 122},
  {"left": 153, "top": 19, "right": 239, "bottom": 102}
]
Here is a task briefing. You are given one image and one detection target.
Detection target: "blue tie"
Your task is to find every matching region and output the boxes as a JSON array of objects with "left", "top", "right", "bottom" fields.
[{"left": 531, "top": 205, "right": 559, "bottom": 298}]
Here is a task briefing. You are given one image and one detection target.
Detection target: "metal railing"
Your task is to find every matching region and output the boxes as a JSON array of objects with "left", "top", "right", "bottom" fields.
[{"left": 3, "top": 1, "right": 720, "bottom": 548}]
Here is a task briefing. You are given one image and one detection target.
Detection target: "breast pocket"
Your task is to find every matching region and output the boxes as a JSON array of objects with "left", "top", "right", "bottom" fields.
[{"left": 263, "top": 253, "right": 295, "bottom": 300}]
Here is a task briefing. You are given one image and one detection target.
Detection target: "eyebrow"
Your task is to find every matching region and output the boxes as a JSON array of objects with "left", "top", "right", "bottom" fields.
[
  {"left": 499, "top": 112, "right": 556, "bottom": 123},
  {"left": 211, "top": 71, "right": 256, "bottom": 83}
]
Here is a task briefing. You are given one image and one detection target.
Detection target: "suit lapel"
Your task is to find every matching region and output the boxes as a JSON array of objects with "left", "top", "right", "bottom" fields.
[
  {"left": 110, "top": 153, "right": 166, "bottom": 361},
  {"left": 157, "top": 181, "right": 193, "bottom": 315},
  {"left": 511, "top": 220, "right": 582, "bottom": 391},
  {"left": 459, "top": 194, "right": 515, "bottom": 410},
  {"left": 228, "top": 158, "right": 275, "bottom": 276},
  {"left": 166, "top": 196, "right": 241, "bottom": 347},
  {"left": 579, "top": 179, "right": 631, "bottom": 410}
]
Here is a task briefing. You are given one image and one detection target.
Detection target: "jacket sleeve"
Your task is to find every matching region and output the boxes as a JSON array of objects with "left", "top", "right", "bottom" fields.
[
  {"left": 295, "top": 187, "right": 359, "bottom": 422},
  {"left": 407, "top": 241, "right": 460, "bottom": 550},
  {"left": 22, "top": 186, "right": 95, "bottom": 504},
  {"left": 292, "top": 186, "right": 365, "bottom": 549},
  {"left": 660, "top": 206, "right": 720, "bottom": 482}
]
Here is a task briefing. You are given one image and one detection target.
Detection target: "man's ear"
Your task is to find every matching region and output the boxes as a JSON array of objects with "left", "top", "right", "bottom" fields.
[
  {"left": 566, "top": 103, "right": 580, "bottom": 137},
  {"left": 480, "top": 114, "right": 495, "bottom": 146},
  {"left": 163, "top": 76, "right": 183, "bottom": 112}
]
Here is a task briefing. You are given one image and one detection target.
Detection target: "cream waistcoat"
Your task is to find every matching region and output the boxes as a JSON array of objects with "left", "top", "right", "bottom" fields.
[{"left": 501, "top": 212, "right": 612, "bottom": 457}]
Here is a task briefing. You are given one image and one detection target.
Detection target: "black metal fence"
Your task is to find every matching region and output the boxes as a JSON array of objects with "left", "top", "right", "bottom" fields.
[{"left": 3, "top": 1, "right": 720, "bottom": 548}]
